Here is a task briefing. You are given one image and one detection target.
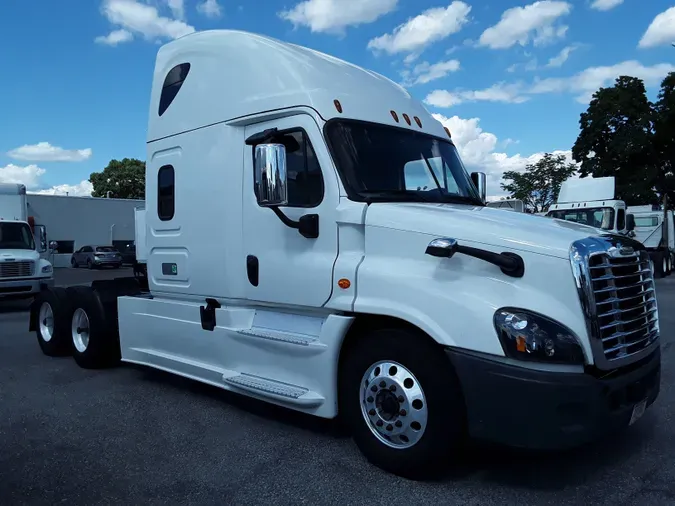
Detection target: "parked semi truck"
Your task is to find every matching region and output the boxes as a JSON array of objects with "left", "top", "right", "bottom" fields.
[
  {"left": 627, "top": 204, "right": 674, "bottom": 278},
  {"left": 547, "top": 176, "right": 672, "bottom": 277},
  {"left": 547, "top": 176, "right": 633, "bottom": 235},
  {"left": 29, "top": 30, "right": 661, "bottom": 479},
  {"left": 0, "top": 183, "right": 54, "bottom": 300}
]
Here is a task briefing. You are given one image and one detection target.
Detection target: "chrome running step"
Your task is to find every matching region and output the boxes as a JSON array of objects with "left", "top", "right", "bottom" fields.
[{"left": 222, "top": 372, "right": 324, "bottom": 407}]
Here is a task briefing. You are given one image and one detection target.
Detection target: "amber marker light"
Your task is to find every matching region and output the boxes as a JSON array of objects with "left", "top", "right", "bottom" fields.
[{"left": 338, "top": 278, "right": 351, "bottom": 289}]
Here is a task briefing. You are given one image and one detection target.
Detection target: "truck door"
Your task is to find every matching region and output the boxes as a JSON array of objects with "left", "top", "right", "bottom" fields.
[{"left": 243, "top": 114, "right": 339, "bottom": 308}]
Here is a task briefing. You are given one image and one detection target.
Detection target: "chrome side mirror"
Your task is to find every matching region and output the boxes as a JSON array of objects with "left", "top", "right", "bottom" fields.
[
  {"left": 254, "top": 143, "right": 288, "bottom": 207},
  {"left": 470, "top": 171, "right": 487, "bottom": 204},
  {"left": 49, "top": 240, "right": 59, "bottom": 251}
]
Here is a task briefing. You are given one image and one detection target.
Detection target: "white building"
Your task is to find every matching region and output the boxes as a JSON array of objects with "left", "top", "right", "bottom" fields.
[{"left": 26, "top": 194, "right": 144, "bottom": 267}]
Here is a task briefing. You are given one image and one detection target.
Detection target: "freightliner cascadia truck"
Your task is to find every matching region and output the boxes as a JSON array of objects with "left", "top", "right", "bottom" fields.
[{"left": 29, "top": 30, "right": 661, "bottom": 479}]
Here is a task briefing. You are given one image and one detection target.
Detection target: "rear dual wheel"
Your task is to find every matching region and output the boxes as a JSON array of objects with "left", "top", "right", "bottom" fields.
[
  {"left": 339, "top": 328, "right": 466, "bottom": 480},
  {"left": 68, "top": 286, "right": 121, "bottom": 369}
]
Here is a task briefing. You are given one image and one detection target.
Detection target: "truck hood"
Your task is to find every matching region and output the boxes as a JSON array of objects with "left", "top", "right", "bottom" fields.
[
  {"left": 0, "top": 249, "right": 39, "bottom": 260},
  {"left": 365, "top": 203, "right": 601, "bottom": 259}
]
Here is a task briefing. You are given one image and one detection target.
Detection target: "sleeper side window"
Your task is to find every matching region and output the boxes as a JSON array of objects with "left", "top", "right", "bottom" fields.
[
  {"left": 158, "top": 63, "right": 191, "bottom": 116},
  {"left": 253, "top": 129, "right": 324, "bottom": 208},
  {"left": 158, "top": 165, "right": 175, "bottom": 221}
]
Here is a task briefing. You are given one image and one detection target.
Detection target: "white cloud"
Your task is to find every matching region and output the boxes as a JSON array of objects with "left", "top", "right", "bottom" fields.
[
  {"left": 8, "top": 142, "right": 92, "bottom": 163},
  {"left": 95, "top": 29, "right": 133, "bottom": 46},
  {"left": 431, "top": 114, "right": 572, "bottom": 197},
  {"left": 401, "top": 59, "right": 461, "bottom": 86},
  {"left": 434, "top": 59, "right": 675, "bottom": 107},
  {"left": 197, "top": 0, "right": 222, "bottom": 18},
  {"left": 546, "top": 45, "right": 576, "bottom": 67},
  {"left": 31, "top": 181, "right": 94, "bottom": 197},
  {"left": 530, "top": 60, "right": 675, "bottom": 102},
  {"left": 0, "top": 164, "right": 93, "bottom": 196},
  {"left": 368, "top": 2, "right": 471, "bottom": 55},
  {"left": 0, "top": 164, "right": 46, "bottom": 189},
  {"left": 279, "top": 0, "right": 397, "bottom": 34},
  {"left": 166, "top": 0, "right": 184, "bottom": 19},
  {"left": 638, "top": 7, "right": 675, "bottom": 49},
  {"left": 479, "top": 1, "right": 572, "bottom": 49},
  {"left": 424, "top": 82, "right": 529, "bottom": 107},
  {"left": 96, "top": 0, "right": 195, "bottom": 44},
  {"left": 590, "top": 0, "right": 623, "bottom": 11}
]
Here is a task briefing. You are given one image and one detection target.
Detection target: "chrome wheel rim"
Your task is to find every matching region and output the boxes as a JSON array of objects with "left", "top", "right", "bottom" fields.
[
  {"left": 359, "top": 360, "right": 428, "bottom": 449},
  {"left": 38, "top": 302, "right": 54, "bottom": 342},
  {"left": 72, "top": 308, "right": 90, "bottom": 353},
  {"left": 663, "top": 257, "right": 668, "bottom": 274}
]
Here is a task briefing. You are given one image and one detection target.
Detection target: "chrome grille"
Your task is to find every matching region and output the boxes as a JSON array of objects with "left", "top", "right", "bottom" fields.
[
  {"left": 0, "top": 260, "right": 34, "bottom": 278},
  {"left": 570, "top": 236, "right": 660, "bottom": 370},
  {"left": 588, "top": 253, "right": 658, "bottom": 361}
]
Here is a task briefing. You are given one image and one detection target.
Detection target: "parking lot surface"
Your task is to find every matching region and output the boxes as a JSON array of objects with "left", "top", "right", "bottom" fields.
[{"left": 0, "top": 269, "right": 674, "bottom": 505}]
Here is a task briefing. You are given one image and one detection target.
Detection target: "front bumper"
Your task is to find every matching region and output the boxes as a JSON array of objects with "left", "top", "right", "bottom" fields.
[
  {"left": 0, "top": 276, "right": 54, "bottom": 299},
  {"left": 446, "top": 346, "right": 661, "bottom": 450}
]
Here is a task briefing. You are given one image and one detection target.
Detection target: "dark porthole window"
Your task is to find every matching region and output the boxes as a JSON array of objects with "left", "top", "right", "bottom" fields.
[
  {"left": 158, "top": 63, "right": 191, "bottom": 116},
  {"left": 158, "top": 165, "right": 175, "bottom": 221}
]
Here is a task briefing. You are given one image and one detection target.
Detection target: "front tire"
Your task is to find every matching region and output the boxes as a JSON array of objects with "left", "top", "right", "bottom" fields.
[
  {"left": 71, "top": 258, "right": 78, "bottom": 268},
  {"left": 339, "top": 327, "right": 466, "bottom": 480},
  {"left": 34, "top": 288, "right": 73, "bottom": 356}
]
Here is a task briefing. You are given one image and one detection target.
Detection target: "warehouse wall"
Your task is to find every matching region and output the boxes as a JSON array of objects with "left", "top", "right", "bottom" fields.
[{"left": 26, "top": 195, "right": 144, "bottom": 268}]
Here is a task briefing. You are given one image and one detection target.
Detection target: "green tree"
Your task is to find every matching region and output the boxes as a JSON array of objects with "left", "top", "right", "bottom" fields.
[
  {"left": 653, "top": 72, "right": 675, "bottom": 206},
  {"left": 571, "top": 76, "right": 657, "bottom": 205},
  {"left": 501, "top": 153, "right": 577, "bottom": 213},
  {"left": 89, "top": 158, "right": 145, "bottom": 199}
]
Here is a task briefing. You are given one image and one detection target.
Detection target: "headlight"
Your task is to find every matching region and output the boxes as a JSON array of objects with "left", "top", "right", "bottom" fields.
[
  {"left": 494, "top": 308, "right": 585, "bottom": 365},
  {"left": 41, "top": 265, "right": 53, "bottom": 274}
]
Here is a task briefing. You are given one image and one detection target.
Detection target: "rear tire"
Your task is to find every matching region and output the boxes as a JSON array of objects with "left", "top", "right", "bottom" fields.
[
  {"left": 69, "top": 286, "right": 121, "bottom": 369},
  {"left": 87, "top": 259, "right": 93, "bottom": 270},
  {"left": 339, "top": 327, "right": 466, "bottom": 480},
  {"left": 34, "top": 288, "right": 73, "bottom": 357},
  {"left": 657, "top": 252, "right": 667, "bottom": 278}
]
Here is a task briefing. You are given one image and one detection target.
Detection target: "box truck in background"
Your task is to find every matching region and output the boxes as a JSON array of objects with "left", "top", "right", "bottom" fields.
[{"left": 0, "top": 183, "right": 55, "bottom": 300}]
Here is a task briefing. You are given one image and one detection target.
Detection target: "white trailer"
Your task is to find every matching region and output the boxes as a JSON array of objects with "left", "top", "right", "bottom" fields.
[
  {"left": 0, "top": 183, "right": 54, "bottom": 301},
  {"left": 29, "top": 30, "right": 661, "bottom": 479}
]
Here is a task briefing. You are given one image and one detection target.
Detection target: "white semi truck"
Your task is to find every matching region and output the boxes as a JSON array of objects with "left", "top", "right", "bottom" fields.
[
  {"left": 547, "top": 176, "right": 672, "bottom": 277},
  {"left": 0, "top": 183, "right": 55, "bottom": 301},
  {"left": 627, "top": 204, "right": 674, "bottom": 277},
  {"left": 547, "top": 177, "right": 632, "bottom": 235},
  {"left": 29, "top": 30, "right": 661, "bottom": 479}
]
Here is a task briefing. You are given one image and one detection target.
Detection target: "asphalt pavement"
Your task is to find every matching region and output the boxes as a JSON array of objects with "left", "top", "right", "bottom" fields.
[{"left": 0, "top": 269, "right": 674, "bottom": 505}]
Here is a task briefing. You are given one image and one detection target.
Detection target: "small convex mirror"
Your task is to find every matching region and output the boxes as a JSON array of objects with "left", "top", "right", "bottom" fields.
[
  {"left": 254, "top": 143, "right": 288, "bottom": 207},
  {"left": 49, "top": 240, "right": 59, "bottom": 251}
]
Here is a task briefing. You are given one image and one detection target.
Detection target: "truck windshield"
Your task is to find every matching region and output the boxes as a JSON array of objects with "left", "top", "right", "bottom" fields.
[
  {"left": 547, "top": 207, "right": 616, "bottom": 230},
  {"left": 324, "top": 120, "right": 483, "bottom": 205},
  {"left": 0, "top": 222, "right": 35, "bottom": 250}
]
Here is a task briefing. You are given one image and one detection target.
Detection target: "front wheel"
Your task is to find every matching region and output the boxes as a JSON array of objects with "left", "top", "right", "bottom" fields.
[{"left": 339, "top": 327, "right": 466, "bottom": 480}]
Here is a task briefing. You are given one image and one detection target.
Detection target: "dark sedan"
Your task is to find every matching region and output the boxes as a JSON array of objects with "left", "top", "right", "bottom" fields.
[{"left": 71, "top": 245, "right": 123, "bottom": 269}]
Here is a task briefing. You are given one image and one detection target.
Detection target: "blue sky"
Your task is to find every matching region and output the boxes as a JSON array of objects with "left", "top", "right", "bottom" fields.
[{"left": 1, "top": 0, "right": 674, "bottom": 197}]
